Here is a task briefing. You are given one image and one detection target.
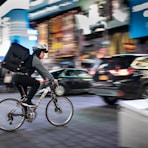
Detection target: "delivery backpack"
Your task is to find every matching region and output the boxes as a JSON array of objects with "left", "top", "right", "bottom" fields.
[{"left": 1, "top": 43, "right": 30, "bottom": 72}]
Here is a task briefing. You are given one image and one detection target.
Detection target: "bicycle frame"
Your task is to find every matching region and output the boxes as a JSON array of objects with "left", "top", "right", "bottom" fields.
[
  {"left": 7, "top": 86, "right": 51, "bottom": 117},
  {"left": 19, "top": 82, "right": 57, "bottom": 111},
  {"left": 35, "top": 86, "right": 52, "bottom": 108}
]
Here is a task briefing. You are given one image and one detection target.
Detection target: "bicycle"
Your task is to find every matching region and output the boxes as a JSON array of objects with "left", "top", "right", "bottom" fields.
[{"left": 0, "top": 81, "right": 74, "bottom": 132}]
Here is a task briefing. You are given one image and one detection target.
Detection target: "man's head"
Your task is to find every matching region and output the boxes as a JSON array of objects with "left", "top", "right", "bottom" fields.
[{"left": 32, "top": 44, "right": 48, "bottom": 58}]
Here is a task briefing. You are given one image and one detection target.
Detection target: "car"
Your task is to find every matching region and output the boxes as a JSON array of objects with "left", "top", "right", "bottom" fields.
[
  {"left": 81, "top": 59, "right": 96, "bottom": 72},
  {"left": 35, "top": 68, "right": 93, "bottom": 96},
  {"left": 90, "top": 54, "right": 148, "bottom": 105}
]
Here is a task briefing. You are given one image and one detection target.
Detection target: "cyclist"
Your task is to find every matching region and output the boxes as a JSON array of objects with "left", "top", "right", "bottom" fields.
[{"left": 13, "top": 44, "right": 58, "bottom": 107}]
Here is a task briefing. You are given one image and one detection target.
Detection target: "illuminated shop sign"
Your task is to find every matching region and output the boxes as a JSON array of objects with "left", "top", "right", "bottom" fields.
[
  {"left": 29, "top": 0, "right": 78, "bottom": 20},
  {"left": 0, "top": 0, "right": 29, "bottom": 17},
  {"left": 0, "top": 56, "right": 4, "bottom": 62},
  {"left": 30, "top": 0, "right": 76, "bottom": 10},
  {"left": 129, "top": 0, "right": 148, "bottom": 38},
  {"left": 30, "top": 0, "right": 61, "bottom": 7}
]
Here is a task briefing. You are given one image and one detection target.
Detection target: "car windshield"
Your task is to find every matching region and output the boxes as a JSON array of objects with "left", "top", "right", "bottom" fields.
[
  {"left": 99, "top": 56, "right": 137, "bottom": 69},
  {"left": 63, "top": 69, "right": 91, "bottom": 77}
]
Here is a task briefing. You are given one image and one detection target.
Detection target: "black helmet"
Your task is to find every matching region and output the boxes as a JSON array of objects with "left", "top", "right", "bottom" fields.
[{"left": 33, "top": 44, "right": 48, "bottom": 53}]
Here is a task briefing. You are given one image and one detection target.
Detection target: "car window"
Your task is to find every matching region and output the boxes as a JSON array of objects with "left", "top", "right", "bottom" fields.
[
  {"left": 64, "top": 70, "right": 76, "bottom": 76},
  {"left": 63, "top": 69, "right": 90, "bottom": 77},
  {"left": 100, "top": 56, "right": 137, "bottom": 69},
  {"left": 51, "top": 69, "right": 64, "bottom": 78},
  {"left": 81, "top": 62, "right": 94, "bottom": 69},
  {"left": 75, "top": 70, "right": 91, "bottom": 77}
]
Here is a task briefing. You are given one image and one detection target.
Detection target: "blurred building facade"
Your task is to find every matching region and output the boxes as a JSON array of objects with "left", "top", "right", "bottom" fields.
[
  {"left": 29, "top": 0, "right": 80, "bottom": 67},
  {"left": 0, "top": 0, "right": 37, "bottom": 62},
  {"left": 77, "top": 0, "right": 147, "bottom": 57},
  {"left": 0, "top": 0, "right": 148, "bottom": 67},
  {"left": 28, "top": 0, "right": 148, "bottom": 67},
  {"left": 77, "top": 0, "right": 134, "bottom": 61}
]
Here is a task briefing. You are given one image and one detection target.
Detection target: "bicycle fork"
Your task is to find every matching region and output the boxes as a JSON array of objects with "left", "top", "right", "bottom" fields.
[{"left": 51, "top": 93, "right": 62, "bottom": 113}]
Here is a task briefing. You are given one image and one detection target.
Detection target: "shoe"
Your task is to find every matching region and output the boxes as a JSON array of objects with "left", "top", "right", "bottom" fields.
[{"left": 22, "top": 100, "right": 35, "bottom": 107}]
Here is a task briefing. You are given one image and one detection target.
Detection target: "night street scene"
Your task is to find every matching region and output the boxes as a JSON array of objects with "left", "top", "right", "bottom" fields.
[{"left": 0, "top": 0, "right": 148, "bottom": 148}]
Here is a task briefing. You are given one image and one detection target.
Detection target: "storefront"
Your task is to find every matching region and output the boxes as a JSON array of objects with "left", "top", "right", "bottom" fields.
[
  {"left": 29, "top": 0, "right": 143, "bottom": 68},
  {"left": 77, "top": 0, "right": 138, "bottom": 60},
  {"left": 108, "top": 25, "right": 136, "bottom": 54},
  {"left": 75, "top": 0, "right": 109, "bottom": 62},
  {"left": 29, "top": 0, "right": 80, "bottom": 67}
]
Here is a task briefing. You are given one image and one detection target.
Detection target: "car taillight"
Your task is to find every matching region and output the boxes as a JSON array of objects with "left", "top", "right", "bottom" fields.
[
  {"left": 89, "top": 70, "right": 96, "bottom": 75},
  {"left": 109, "top": 68, "right": 135, "bottom": 76}
]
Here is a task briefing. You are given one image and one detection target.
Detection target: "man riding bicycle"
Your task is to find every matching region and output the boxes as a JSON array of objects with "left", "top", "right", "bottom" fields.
[{"left": 13, "top": 44, "right": 58, "bottom": 107}]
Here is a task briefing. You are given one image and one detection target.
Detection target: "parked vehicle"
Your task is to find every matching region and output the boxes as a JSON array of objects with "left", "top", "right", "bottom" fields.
[
  {"left": 90, "top": 54, "right": 148, "bottom": 105},
  {"left": 35, "top": 68, "right": 93, "bottom": 96}
]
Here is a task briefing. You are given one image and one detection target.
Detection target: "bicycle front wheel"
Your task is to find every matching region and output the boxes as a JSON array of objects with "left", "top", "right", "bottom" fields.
[
  {"left": 0, "top": 98, "right": 26, "bottom": 132},
  {"left": 46, "top": 96, "right": 74, "bottom": 126}
]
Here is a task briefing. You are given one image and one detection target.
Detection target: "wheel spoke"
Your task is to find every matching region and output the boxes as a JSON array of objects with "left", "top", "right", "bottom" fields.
[
  {"left": 46, "top": 96, "right": 74, "bottom": 126},
  {"left": 0, "top": 98, "right": 25, "bottom": 132},
  {"left": 55, "top": 85, "right": 65, "bottom": 96}
]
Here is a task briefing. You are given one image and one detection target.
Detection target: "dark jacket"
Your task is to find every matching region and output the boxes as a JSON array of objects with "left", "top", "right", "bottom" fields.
[{"left": 14, "top": 55, "right": 54, "bottom": 81}]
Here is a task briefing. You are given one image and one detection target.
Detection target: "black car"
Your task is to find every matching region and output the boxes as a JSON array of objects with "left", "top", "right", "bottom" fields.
[
  {"left": 36, "top": 68, "right": 93, "bottom": 96},
  {"left": 90, "top": 54, "right": 148, "bottom": 105}
]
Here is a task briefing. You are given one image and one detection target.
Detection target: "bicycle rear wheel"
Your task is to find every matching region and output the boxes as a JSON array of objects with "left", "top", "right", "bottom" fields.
[
  {"left": 46, "top": 96, "right": 74, "bottom": 126},
  {"left": 0, "top": 98, "right": 26, "bottom": 132}
]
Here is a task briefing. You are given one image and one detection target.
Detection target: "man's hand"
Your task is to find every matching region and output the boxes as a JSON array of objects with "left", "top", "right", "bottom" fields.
[
  {"left": 43, "top": 79, "right": 58, "bottom": 86},
  {"left": 53, "top": 79, "right": 58, "bottom": 86}
]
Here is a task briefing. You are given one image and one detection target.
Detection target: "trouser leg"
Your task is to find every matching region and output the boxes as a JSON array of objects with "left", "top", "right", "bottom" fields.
[
  {"left": 14, "top": 75, "right": 40, "bottom": 101},
  {"left": 27, "top": 79, "right": 40, "bottom": 101},
  {"left": 16, "top": 85, "right": 27, "bottom": 98}
]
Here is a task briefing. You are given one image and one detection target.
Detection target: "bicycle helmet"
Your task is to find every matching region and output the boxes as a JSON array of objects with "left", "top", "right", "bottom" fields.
[{"left": 33, "top": 44, "right": 48, "bottom": 53}]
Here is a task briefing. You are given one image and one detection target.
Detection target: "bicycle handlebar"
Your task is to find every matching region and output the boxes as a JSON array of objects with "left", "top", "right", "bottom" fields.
[{"left": 45, "top": 80, "right": 58, "bottom": 92}]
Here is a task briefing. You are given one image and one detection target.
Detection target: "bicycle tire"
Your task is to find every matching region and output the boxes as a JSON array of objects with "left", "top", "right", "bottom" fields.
[
  {"left": 0, "top": 98, "right": 26, "bottom": 132},
  {"left": 46, "top": 96, "right": 74, "bottom": 126}
]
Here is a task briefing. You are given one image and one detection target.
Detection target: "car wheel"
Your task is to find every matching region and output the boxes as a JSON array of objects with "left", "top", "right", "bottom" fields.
[
  {"left": 141, "top": 85, "right": 148, "bottom": 98},
  {"left": 55, "top": 85, "right": 65, "bottom": 96},
  {"left": 102, "top": 96, "right": 118, "bottom": 105}
]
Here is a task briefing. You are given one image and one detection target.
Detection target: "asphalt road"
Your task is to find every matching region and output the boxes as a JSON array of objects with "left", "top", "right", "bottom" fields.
[{"left": 0, "top": 93, "right": 119, "bottom": 148}]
